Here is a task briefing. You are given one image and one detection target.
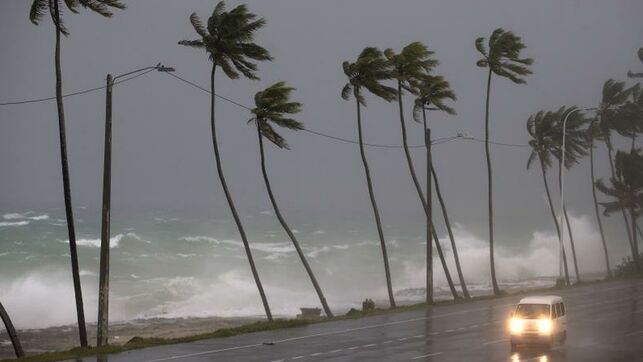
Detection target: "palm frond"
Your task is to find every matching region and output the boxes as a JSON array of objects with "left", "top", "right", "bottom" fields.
[{"left": 29, "top": 0, "right": 48, "bottom": 24}]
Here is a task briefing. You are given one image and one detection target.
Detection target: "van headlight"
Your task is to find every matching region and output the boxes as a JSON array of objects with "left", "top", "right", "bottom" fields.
[
  {"left": 510, "top": 318, "right": 524, "bottom": 334},
  {"left": 538, "top": 318, "right": 552, "bottom": 335}
]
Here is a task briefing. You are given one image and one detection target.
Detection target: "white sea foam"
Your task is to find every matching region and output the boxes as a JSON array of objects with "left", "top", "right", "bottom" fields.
[
  {"left": 0, "top": 221, "right": 29, "bottom": 227},
  {"left": 59, "top": 233, "right": 141, "bottom": 248}
]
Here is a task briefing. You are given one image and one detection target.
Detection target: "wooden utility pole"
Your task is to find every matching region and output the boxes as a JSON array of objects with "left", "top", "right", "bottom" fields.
[{"left": 97, "top": 73, "right": 113, "bottom": 347}]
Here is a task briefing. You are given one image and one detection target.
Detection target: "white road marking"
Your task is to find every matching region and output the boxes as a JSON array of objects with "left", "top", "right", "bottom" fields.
[
  {"left": 330, "top": 349, "right": 343, "bottom": 353},
  {"left": 348, "top": 346, "right": 359, "bottom": 350},
  {"left": 411, "top": 352, "right": 443, "bottom": 359},
  {"left": 414, "top": 334, "right": 425, "bottom": 338},
  {"left": 363, "top": 343, "right": 377, "bottom": 347},
  {"left": 292, "top": 356, "right": 305, "bottom": 360},
  {"left": 483, "top": 338, "right": 509, "bottom": 345},
  {"left": 383, "top": 340, "right": 394, "bottom": 344},
  {"left": 269, "top": 360, "right": 284, "bottom": 362},
  {"left": 309, "top": 352, "right": 322, "bottom": 356},
  {"left": 399, "top": 337, "right": 408, "bottom": 341},
  {"left": 445, "top": 329, "right": 454, "bottom": 332},
  {"left": 141, "top": 343, "right": 263, "bottom": 362}
]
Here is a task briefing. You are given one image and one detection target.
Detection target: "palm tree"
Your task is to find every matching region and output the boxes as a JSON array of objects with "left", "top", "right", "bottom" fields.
[
  {"left": 342, "top": 47, "right": 398, "bottom": 307},
  {"left": 526, "top": 110, "right": 572, "bottom": 285},
  {"left": 413, "top": 74, "right": 470, "bottom": 299},
  {"left": 250, "top": 82, "right": 334, "bottom": 318},
  {"left": 551, "top": 107, "right": 590, "bottom": 283},
  {"left": 0, "top": 301, "right": 24, "bottom": 358},
  {"left": 179, "top": 1, "right": 273, "bottom": 321},
  {"left": 627, "top": 48, "right": 643, "bottom": 78},
  {"left": 615, "top": 84, "right": 643, "bottom": 152},
  {"left": 475, "top": 28, "right": 533, "bottom": 295},
  {"left": 29, "top": 0, "right": 126, "bottom": 347},
  {"left": 596, "top": 150, "right": 643, "bottom": 272},
  {"left": 596, "top": 80, "right": 637, "bottom": 260},
  {"left": 587, "top": 118, "right": 613, "bottom": 278},
  {"left": 384, "top": 43, "right": 460, "bottom": 300}
]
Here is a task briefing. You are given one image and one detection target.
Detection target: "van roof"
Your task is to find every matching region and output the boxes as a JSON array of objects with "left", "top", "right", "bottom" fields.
[{"left": 518, "top": 295, "right": 563, "bottom": 304}]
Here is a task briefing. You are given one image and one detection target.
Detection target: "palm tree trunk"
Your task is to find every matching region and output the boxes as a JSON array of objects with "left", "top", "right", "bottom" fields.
[
  {"left": 631, "top": 206, "right": 640, "bottom": 272},
  {"left": 606, "top": 136, "right": 636, "bottom": 258},
  {"left": 210, "top": 65, "right": 272, "bottom": 321},
  {"left": 483, "top": 70, "right": 501, "bottom": 295},
  {"left": 424, "top": 113, "right": 433, "bottom": 305},
  {"left": 52, "top": 1, "right": 87, "bottom": 347},
  {"left": 355, "top": 97, "right": 396, "bottom": 308},
  {"left": 589, "top": 130, "right": 612, "bottom": 278},
  {"left": 562, "top": 205, "right": 581, "bottom": 283},
  {"left": 423, "top": 109, "right": 470, "bottom": 299},
  {"left": 256, "top": 126, "right": 334, "bottom": 318},
  {"left": 538, "top": 156, "right": 570, "bottom": 285},
  {"left": 0, "top": 302, "right": 24, "bottom": 358},
  {"left": 557, "top": 161, "right": 581, "bottom": 283},
  {"left": 397, "top": 83, "right": 459, "bottom": 299}
]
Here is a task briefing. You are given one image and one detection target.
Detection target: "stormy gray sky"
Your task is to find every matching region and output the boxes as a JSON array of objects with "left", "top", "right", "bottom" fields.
[{"left": 1, "top": 0, "right": 642, "bottom": 252}]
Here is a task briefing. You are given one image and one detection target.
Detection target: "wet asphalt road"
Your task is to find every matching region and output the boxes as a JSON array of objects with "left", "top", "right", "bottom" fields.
[{"left": 69, "top": 279, "right": 643, "bottom": 362}]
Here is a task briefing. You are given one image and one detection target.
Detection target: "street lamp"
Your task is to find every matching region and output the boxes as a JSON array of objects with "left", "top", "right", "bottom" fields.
[
  {"left": 558, "top": 107, "right": 595, "bottom": 285},
  {"left": 97, "top": 64, "right": 174, "bottom": 347}
]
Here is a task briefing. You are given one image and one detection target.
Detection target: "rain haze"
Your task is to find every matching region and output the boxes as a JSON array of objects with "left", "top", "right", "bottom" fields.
[{"left": 0, "top": 0, "right": 642, "bottom": 357}]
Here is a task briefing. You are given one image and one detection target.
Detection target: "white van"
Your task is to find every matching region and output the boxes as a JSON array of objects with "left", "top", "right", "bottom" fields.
[{"left": 508, "top": 296, "right": 567, "bottom": 350}]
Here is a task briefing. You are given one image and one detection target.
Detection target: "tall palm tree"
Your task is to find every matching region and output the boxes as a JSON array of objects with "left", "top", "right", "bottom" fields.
[
  {"left": 342, "top": 47, "right": 398, "bottom": 307},
  {"left": 29, "top": 0, "right": 126, "bottom": 347},
  {"left": 179, "top": 1, "right": 273, "bottom": 320},
  {"left": 0, "top": 301, "right": 24, "bottom": 358},
  {"left": 475, "top": 28, "right": 533, "bottom": 295},
  {"left": 385, "top": 43, "right": 460, "bottom": 300},
  {"left": 413, "top": 75, "right": 470, "bottom": 299},
  {"left": 627, "top": 48, "right": 643, "bottom": 78},
  {"left": 551, "top": 107, "right": 590, "bottom": 283},
  {"left": 615, "top": 84, "right": 643, "bottom": 152},
  {"left": 596, "top": 150, "right": 643, "bottom": 272},
  {"left": 587, "top": 118, "right": 612, "bottom": 278},
  {"left": 250, "top": 82, "right": 334, "bottom": 318},
  {"left": 596, "top": 80, "right": 637, "bottom": 260},
  {"left": 526, "top": 110, "right": 571, "bottom": 285}
]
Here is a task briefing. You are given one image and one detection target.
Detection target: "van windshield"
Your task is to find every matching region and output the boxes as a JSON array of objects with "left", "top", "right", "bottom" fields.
[{"left": 515, "top": 304, "right": 550, "bottom": 319}]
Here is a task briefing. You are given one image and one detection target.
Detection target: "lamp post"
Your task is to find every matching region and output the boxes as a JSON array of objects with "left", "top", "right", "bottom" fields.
[
  {"left": 97, "top": 64, "right": 174, "bottom": 347},
  {"left": 558, "top": 107, "right": 595, "bottom": 285}
]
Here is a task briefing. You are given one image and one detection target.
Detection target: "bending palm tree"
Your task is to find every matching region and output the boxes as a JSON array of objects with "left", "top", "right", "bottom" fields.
[
  {"left": 179, "top": 1, "right": 273, "bottom": 320},
  {"left": 552, "top": 107, "right": 590, "bottom": 283},
  {"left": 596, "top": 150, "right": 643, "bottom": 271},
  {"left": 527, "top": 110, "right": 571, "bottom": 285},
  {"left": 413, "top": 74, "right": 470, "bottom": 299},
  {"left": 475, "top": 28, "right": 533, "bottom": 295},
  {"left": 596, "top": 80, "right": 637, "bottom": 262},
  {"left": 250, "top": 82, "right": 333, "bottom": 318},
  {"left": 385, "top": 43, "right": 459, "bottom": 300},
  {"left": 342, "top": 47, "right": 398, "bottom": 307},
  {"left": 29, "top": 0, "right": 125, "bottom": 347},
  {"left": 587, "top": 118, "right": 612, "bottom": 278}
]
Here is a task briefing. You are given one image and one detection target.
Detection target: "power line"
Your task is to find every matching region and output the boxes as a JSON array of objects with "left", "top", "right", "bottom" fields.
[
  {"left": 165, "top": 72, "right": 468, "bottom": 149},
  {"left": 0, "top": 69, "right": 156, "bottom": 106},
  {"left": 0, "top": 69, "right": 531, "bottom": 150}
]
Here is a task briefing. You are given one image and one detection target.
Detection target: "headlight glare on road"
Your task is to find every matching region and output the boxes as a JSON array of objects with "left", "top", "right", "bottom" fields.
[
  {"left": 509, "top": 318, "right": 524, "bottom": 334},
  {"left": 538, "top": 318, "right": 552, "bottom": 335}
]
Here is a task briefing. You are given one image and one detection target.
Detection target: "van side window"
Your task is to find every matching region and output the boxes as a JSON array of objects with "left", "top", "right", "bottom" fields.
[
  {"left": 553, "top": 303, "right": 560, "bottom": 318},
  {"left": 560, "top": 303, "right": 565, "bottom": 316}
]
